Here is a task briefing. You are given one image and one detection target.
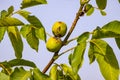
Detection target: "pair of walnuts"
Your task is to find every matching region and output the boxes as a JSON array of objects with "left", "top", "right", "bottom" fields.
[{"left": 46, "top": 21, "right": 67, "bottom": 52}]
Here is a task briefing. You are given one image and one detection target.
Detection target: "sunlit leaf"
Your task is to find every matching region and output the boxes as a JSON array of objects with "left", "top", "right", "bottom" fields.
[
  {"left": 20, "top": 25, "right": 31, "bottom": 38},
  {"left": 77, "top": 32, "right": 90, "bottom": 43},
  {"left": 68, "top": 53, "right": 72, "bottom": 65},
  {"left": 96, "top": 0, "right": 107, "bottom": 10},
  {"left": 71, "top": 32, "right": 89, "bottom": 73},
  {"left": 92, "top": 21, "right": 120, "bottom": 39},
  {"left": 102, "top": 20, "right": 120, "bottom": 34},
  {"left": 18, "top": 11, "right": 46, "bottom": 41},
  {"left": 60, "top": 64, "right": 81, "bottom": 80},
  {"left": 17, "top": 11, "right": 44, "bottom": 29},
  {"left": 0, "top": 10, "right": 8, "bottom": 19},
  {"left": 32, "top": 68, "right": 50, "bottom": 80},
  {"left": 84, "top": 4, "right": 92, "bottom": 13},
  {"left": 0, "top": 72, "right": 9, "bottom": 80},
  {"left": 27, "top": 15, "right": 44, "bottom": 28},
  {"left": 21, "top": 0, "right": 47, "bottom": 9},
  {"left": 8, "top": 59, "right": 37, "bottom": 68},
  {"left": 100, "top": 10, "right": 107, "bottom": 16},
  {"left": 7, "top": 26, "right": 23, "bottom": 59},
  {"left": 92, "top": 27, "right": 120, "bottom": 39},
  {"left": 0, "top": 6, "right": 14, "bottom": 18},
  {"left": 71, "top": 44, "right": 86, "bottom": 73},
  {"left": 49, "top": 64, "right": 58, "bottom": 80},
  {"left": 7, "top": 6, "right": 14, "bottom": 16},
  {"left": 0, "top": 27, "right": 6, "bottom": 42},
  {"left": 88, "top": 42, "right": 95, "bottom": 64},
  {"left": 0, "top": 17, "right": 24, "bottom": 27},
  {"left": 57, "top": 70, "right": 64, "bottom": 80},
  {"left": 10, "top": 67, "right": 31, "bottom": 80},
  {"left": 90, "top": 39, "right": 119, "bottom": 80},
  {"left": 86, "top": 6, "right": 94, "bottom": 16},
  {"left": 35, "top": 27, "right": 46, "bottom": 42},
  {"left": 17, "top": 10, "right": 31, "bottom": 19},
  {"left": 26, "top": 28, "right": 39, "bottom": 52},
  {"left": 115, "top": 38, "right": 120, "bottom": 49}
]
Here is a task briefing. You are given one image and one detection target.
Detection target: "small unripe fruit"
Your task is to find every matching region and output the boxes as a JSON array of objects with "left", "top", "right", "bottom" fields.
[
  {"left": 52, "top": 21, "right": 67, "bottom": 37},
  {"left": 46, "top": 37, "right": 62, "bottom": 52}
]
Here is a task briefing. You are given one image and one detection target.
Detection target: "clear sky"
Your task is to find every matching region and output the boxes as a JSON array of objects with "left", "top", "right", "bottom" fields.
[{"left": 0, "top": 0, "right": 120, "bottom": 80}]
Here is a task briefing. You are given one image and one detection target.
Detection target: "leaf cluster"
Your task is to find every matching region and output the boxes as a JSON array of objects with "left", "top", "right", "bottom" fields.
[{"left": 0, "top": 0, "right": 120, "bottom": 80}]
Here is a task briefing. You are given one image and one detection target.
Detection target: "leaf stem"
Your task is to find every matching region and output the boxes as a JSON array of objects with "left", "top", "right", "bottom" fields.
[
  {"left": 46, "top": 32, "right": 53, "bottom": 37},
  {"left": 42, "top": 4, "right": 85, "bottom": 73},
  {"left": 65, "top": 37, "right": 78, "bottom": 45},
  {"left": 58, "top": 46, "right": 76, "bottom": 57}
]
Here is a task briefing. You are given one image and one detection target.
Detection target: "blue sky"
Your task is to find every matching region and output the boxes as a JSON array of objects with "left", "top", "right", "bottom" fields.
[{"left": 0, "top": 0, "right": 120, "bottom": 80}]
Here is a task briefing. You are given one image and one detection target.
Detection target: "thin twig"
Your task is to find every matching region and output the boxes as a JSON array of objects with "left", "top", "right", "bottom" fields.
[
  {"left": 42, "top": 4, "right": 85, "bottom": 73},
  {"left": 58, "top": 46, "right": 76, "bottom": 57},
  {"left": 65, "top": 37, "right": 78, "bottom": 45},
  {"left": 46, "top": 32, "right": 53, "bottom": 37}
]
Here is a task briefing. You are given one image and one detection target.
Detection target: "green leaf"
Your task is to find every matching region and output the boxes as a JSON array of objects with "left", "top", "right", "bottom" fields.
[
  {"left": 77, "top": 32, "right": 90, "bottom": 43},
  {"left": 92, "top": 21, "right": 120, "bottom": 39},
  {"left": 68, "top": 53, "right": 72, "bottom": 65},
  {"left": 84, "top": 4, "right": 92, "bottom": 12},
  {"left": 119, "top": 0, "right": 120, "bottom": 3},
  {"left": 8, "top": 6, "right": 14, "bottom": 15},
  {"left": 0, "top": 27, "right": 6, "bottom": 42},
  {"left": 100, "top": 10, "right": 107, "bottom": 16},
  {"left": 86, "top": 6, "right": 94, "bottom": 16},
  {"left": 49, "top": 64, "right": 58, "bottom": 80},
  {"left": 8, "top": 59, "right": 37, "bottom": 68},
  {"left": 27, "top": 15, "right": 44, "bottom": 28},
  {"left": 71, "top": 44, "right": 86, "bottom": 73},
  {"left": 10, "top": 67, "right": 31, "bottom": 80},
  {"left": 0, "top": 10, "right": 8, "bottom": 19},
  {"left": 7, "top": 26, "right": 23, "bottom": 59},
  {"left": 0, "top": 6, "right": 14, "bottom": 18},
  {"left": 35, "top": 27, "right": 46, "bottom": 42},
  {"left": 21, "top": 0, "right": 47, "bottom": 9},
  {"left": 26, "top": 28, "right": 39, "bottom": 52},
  {"left": 88, "top": 42, "right": 96, "bottom": 64},
  {"left": 92, "top": 27, "right": 120, "bottom": 39},
  {"left": 60, "top": 64, "right": 81, "bottom": 80},
  {"left": 17, "top": 11, "right": 44, "bottom": 29},
  {"left": 20, "top": 25, "right": 31, "bottom": 38},
  {"left": 57, "top": 70, "right": 64, "bottom": 80},
  {"left": 115, "top": 38, "right": 120, "bottom": 49},
  {"left": 32, "top": 68, "right": 50, "bottom": 80},
  {"left": 102, "top": 20, "right": 120, "bottom": 34},
  {"left": 0, "top": 72, "right": 10, "bottom": 80},
  {"left": 96, "top": 0, "right": 107, "bottom": 10},
  {"left": 17, "top": 10, "right": 31, "bottom": 19},
  {"left": 71, "top": 32, "right": 89, "bottom": 73},
  {"left": 18, "top": 11, "right": 46, "bottom": 41},
  {"left": 0, "top": 17, "right": 24, "bottom": 27},
  {"left": 90, "top": 39, "right": 119, "bottom": 80}
]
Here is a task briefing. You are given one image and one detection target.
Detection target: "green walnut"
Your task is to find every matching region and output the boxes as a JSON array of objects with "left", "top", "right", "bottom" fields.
[
  {"left": 52, "top": 21, "right": 67, "bottom": 37},
  {"left": 46, "top": 37, "right": 62, "bottom": 52}
]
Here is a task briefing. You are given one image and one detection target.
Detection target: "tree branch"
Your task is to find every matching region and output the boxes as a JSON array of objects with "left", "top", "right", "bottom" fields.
[{"left": 42, "top": 4, "right": 85, "bottom": 73}]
